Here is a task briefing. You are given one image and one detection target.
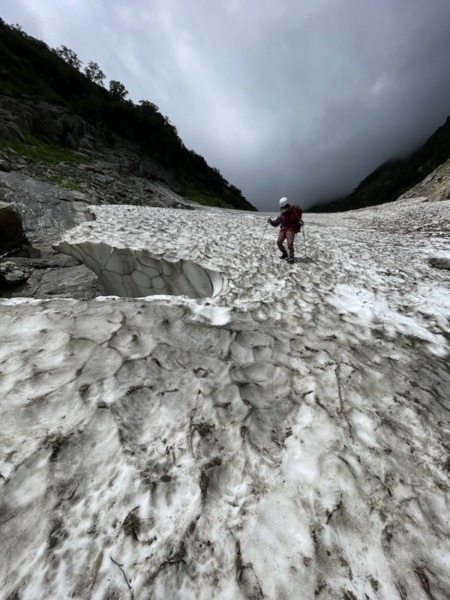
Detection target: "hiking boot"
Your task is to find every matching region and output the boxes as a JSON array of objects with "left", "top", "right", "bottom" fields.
[
  {"left": 286, "top": 257, "right": 294, "bottom": 264},
  {"left": 280, "top": 254, "right": 288, "bottom": 260}
]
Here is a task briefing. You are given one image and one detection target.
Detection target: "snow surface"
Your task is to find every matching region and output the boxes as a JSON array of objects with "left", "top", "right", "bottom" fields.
[{"left": 1, "top": 197, "right": 450, "bottom": 599}]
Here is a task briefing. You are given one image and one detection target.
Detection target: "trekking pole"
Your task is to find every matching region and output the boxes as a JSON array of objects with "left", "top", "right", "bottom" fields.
[
  {"left": 257, "top": 220, "right": 270, "bottom": 255},
  {"left": 302, "top": 223, "right": 308, "bottom": 258}
]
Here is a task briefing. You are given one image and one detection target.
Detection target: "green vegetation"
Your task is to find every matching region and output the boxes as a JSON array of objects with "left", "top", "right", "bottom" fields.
[
  {"left": 313, "top": 115, "right": 450, "bottom": 212},
  {"left": 185, "top": 186, "right": 234, "bottom": 209},
  {"left": 0, "top": 135, "right": 87, "bottom": 190},
  {"left": 0, "top": 19, "right": 256, "bottom": 211},
  {"left": 0, "top": 135, "right": 89, "bottom": 165},
  {"left": 42, "top": 175, "right": 84, "bottom": 192}
]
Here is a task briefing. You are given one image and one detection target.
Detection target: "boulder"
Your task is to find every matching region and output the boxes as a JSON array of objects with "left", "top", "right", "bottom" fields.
[
  {"left": 0, "top": 260, "right": 32, "bottom": 289},
  {"left": 0, "top": 201, "right": 25, "bottom": 252}
]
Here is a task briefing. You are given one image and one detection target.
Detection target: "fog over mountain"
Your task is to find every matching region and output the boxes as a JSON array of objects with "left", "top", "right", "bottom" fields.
[{"left": 2, "top": 0, "right": 450, "bottom": 210}]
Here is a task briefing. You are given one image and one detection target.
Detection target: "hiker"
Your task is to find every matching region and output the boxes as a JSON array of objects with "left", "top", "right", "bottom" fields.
[{"left": 268, "top": 197, "right": 303, "bottom": 263}]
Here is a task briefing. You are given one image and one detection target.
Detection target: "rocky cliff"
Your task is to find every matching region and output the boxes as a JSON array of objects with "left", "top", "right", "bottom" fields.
[
  {"left": 0, "top": 92, "right": 201, "bottom": 299},
  {"left": 0, "top": 94, "right": 188, "bottom": 205}
]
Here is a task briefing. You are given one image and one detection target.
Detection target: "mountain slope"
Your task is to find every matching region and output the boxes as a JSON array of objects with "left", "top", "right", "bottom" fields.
[
  {"left": 315, "top": 115, "right": 450, "bottom": 212},
  {"left": 0, "top": 18, "right": 256, "bottom": 211}
]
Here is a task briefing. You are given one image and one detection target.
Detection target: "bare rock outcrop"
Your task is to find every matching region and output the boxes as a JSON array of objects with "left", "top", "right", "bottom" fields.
[
  {"left": 0, "top": 95, "right": 91, "bottom": 147},
  {"left": 0, "top": 171, "right": 96, "bottom": 244},
  {"left": 0, "top": 94, "right": 184, "bottom": 197},
  {"left": 399, "top": 158, "right": 450, "bottom": 202},
  {"left": 0, "top": 173, "right": 101, "bottom": 299}
]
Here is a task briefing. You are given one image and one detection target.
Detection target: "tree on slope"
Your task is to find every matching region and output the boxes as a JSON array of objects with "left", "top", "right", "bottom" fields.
[
  {"left": 55, "top": 45, "right": 82, "bottom": 70},
  {"left": 84, "top": 61, "right": 105, "bottom": 86},
  {"left": 109, "top": 80, "right": 128, "bottom": 100}
]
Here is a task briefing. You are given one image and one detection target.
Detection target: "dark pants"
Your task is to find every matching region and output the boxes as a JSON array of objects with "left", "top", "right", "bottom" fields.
[{"left": 277, "top": 228, "right": 296, "bottom": 257}]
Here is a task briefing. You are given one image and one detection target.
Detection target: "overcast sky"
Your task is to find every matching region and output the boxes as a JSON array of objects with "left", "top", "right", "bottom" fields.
[{"left": 3, "top": 0, "right": 450, "bottom": 210}]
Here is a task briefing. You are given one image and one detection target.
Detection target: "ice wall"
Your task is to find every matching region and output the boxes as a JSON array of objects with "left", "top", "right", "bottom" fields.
[{"left": 56, "top": 240, "right": 225, "bottom": 298}]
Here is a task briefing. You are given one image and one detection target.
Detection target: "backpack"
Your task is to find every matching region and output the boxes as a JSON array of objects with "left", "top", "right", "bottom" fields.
[{"left": 292, "top": 206, "right": 303, "bottom": 233}]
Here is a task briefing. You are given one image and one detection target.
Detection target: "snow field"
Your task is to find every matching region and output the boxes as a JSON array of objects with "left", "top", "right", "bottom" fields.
[{"left": 0, "top": 198, "right": 449, "bottom": 599}]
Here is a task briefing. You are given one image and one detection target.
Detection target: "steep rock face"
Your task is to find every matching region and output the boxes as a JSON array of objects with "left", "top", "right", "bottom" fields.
[
  {"left": 0, "top": 95, "right": 92, "bottom": 147},
  {"left": 0, "top": 96, "right": 31, "bottom": 141},
  {"left": 33, "top": 102, "right": 87, "bottom": 145},
  {"left": 0, "top": 92, "right": 191, "bottom": 210},
  {"left": 0, "top": 94, "right": 184, "bottom": 195}
]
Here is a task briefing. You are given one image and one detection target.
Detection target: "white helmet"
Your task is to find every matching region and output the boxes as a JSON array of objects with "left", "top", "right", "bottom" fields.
[{"left": 279, "top": 197, "right": 289, "bottom": 208}]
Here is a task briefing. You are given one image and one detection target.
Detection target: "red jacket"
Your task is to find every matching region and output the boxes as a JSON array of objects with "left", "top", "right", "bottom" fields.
[{"left": 270, "top": 205, "right": 303, "bottom": 232}]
